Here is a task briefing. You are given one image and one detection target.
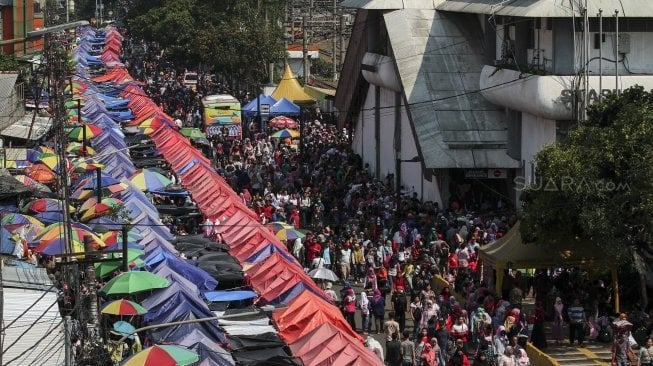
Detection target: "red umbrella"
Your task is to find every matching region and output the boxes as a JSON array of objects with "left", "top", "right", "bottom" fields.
[{"left": 268, "top": 116, "right": 299, "bottom": 129}]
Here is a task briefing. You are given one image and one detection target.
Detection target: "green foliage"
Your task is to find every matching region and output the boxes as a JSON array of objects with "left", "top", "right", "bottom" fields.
[
  {"left": 126, "top": 0, "right": 285, "bottom": 83},
  {"left": 521, "top": 86, "right": 653, "bottom": 262},
  {"left": 0, "top": 54, "right": 27, "bottom": 72}
]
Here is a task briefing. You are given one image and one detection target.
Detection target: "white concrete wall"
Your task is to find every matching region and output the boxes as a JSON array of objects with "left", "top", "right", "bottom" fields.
[
  {"left": 352, "top": 84, "right": 377, "bottom": 166},
  {"left": 579, "top": 32, "right": 653, "bottom": 75},
  {"left": 379, "top": 87, "right": 396, "bottom": 179},
  {"left": 520, "top": 112, "right": 557, "bottom": 187}
]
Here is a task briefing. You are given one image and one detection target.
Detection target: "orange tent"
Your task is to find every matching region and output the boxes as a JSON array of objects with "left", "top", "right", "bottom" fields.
[
  {"left": 289, "top": 322, "right": 383, "bottom": 366},
  {"left": 272, "top": 291, "right": 361, "bottom": 344},
  {"left": 259, "top": 272, "right": 332, "bottom": 305}
]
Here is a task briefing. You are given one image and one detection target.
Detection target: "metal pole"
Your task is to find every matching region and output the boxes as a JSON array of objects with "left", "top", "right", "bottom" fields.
[
  {"left": 396, "top": 158, "right": 401, "bottom": 215},
  {"left": 302, "top": 16, "right": 308, "bottom": 83},
  {"left": 96, "top": 167, "right": 102, "bottom": 202},
  {"left": 64, "top": 315, "right": 71, "bottom": 366},
  {"left": 122, "top": 225, "right": 129, "bottom": 272},
  {"left": 0, "top": 257, "right": 3, "bottom": 366},
  {"left": 83, "top": 235, "right": 99, "bottom": 336},
  {"left": 599, "top": 9, "right": 603, "bottom": 103},
  {"left": 340, "top": 15, "right": 345, "bottom": 80},
  {"left": 615, "top": 10, "right": 619, "bottom": 95},
  {"left": 66, "top": 0, "right": 69, "bottom": 23},
  {"left": 332, "top": 0, "right": 337, "bottom": 81}
]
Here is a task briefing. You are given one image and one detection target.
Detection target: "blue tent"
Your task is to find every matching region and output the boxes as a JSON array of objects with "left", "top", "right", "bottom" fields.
[
  {"left": 144, "top": 246, "right": 178, "bottom": 266},
  {"left": 269, "top": 97, "right": 300, "bottom": 116},
  {"left": 242, "top": 94, "right": 277, "bottom": 117},
  {"left": 245, "top": 243, "right": 297, "bottom": 264},
  {"left": 151, "top": 257, "right": 218, "bottom": 292},
  {"left": 153, "top": 266, "right": 200, "bottom": 295},
  {"left": 0, "top": 228, "right": 16, "bottom": 255},
  {"left": 266, "top": 282, "right": 332, "bottom": 306}
]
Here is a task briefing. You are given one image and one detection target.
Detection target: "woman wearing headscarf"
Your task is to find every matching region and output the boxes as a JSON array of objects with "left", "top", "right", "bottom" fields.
[
  {"left": 530, "top": 302, "right": 548, "bottom": 349},
  {"left": 364, "top": 267, "right": 378, "bottom": 291},
  {"left": 421, "top": 299, "right": 440, "bottom": 331},
  {"left": 552, "top": 297, "right": 565, "bottom": 345},
  {"left": 371, "top": 288, "right": 386, "bottom": 333},
  {"left": 494, "top": 326, "right": 509, "bottom": 357},
  {"left": 359, "top": 291, "right": 371, "bottom": 332},
  {"left": 420, "top": 342, "right": 437, "bottom": 366},
  {"left": 498, "top": 346, "right": 517, "bottom": 366},
  {"left": 343, "top": 287, "right": 357, "bottom": 330},
  {"left": 516, "top": 349, "right": 530, "bottom": 366}
]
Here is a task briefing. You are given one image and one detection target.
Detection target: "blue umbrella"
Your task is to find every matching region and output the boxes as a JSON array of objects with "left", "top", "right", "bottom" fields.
[{"left": 112, "top": 321, "right": 136, "bottom": 338}]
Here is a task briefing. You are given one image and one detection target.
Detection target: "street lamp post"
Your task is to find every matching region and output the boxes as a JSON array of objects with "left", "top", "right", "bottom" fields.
[{"left": 395, "top": 155, "right": 421, "bottom": 215}]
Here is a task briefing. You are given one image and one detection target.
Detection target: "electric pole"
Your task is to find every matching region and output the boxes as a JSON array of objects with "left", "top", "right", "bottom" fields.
[
  {"left": 302, "top": 16, "right": 308, "bottom": 82},
  {"left": 332, "top": 0, "right": 337, "bottom": 81}
]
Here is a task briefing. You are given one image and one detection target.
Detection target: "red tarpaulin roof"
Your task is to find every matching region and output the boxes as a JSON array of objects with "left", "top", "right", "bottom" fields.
[
  {"left": 289, "top": 323, "right": 382, "bottom": 366},
  {"left": 273, "top": 291, "right": 361, "bottom": 344}
]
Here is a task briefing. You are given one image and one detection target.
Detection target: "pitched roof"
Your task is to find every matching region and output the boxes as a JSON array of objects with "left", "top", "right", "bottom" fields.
[
  {"left": 384, "top": 9, "right": 520, "bottom": 169},
  {"left": 271, "top": 65, "right": 315, "bottom": 105},
  {"left": 437, "top": 0, "right": 653, "bottom": 17}
]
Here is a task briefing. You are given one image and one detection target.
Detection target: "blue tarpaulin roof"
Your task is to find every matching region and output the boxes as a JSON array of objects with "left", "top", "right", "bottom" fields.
[
  {"left": 203, "top": 290, "right": 257, "bottom": 302},
  {"left": 269, "top": 97, "right": 300, "bottom": 116},
  {"left": 242, "top": 94, "right": 277, "bottom": 117}
]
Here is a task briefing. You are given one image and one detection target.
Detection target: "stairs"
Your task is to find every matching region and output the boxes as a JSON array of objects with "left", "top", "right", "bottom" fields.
[{"left": 544, "top": 343, "right": 612, "bottom": 366}]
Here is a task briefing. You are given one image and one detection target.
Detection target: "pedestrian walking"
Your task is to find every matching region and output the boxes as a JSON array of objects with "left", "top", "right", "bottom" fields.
[
  {"left": 359, "top": 291, "right": 371, "bottom": 332},
  {"left": 400, "top": 331, "right": 416, "bottom": 366},
  {"left": 387, "top": 332, "right": 403, "bottom": 366},
  {"left": 552, "top": 297, "right": 565, "bottom": 345},
  {"left": 567, "top": 298, "right": 586, "bottom": 347},
  {"left": 371, "top": 288, "right": 386, "bottom": 333}
]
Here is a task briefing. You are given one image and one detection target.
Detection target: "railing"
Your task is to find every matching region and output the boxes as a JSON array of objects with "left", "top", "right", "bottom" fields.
[{"left": 527, "top": 342, "right": 561, "bottom": 366}]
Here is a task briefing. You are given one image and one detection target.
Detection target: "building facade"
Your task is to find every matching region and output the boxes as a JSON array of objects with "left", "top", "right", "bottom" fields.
[{"left": 336, "top": 0, "right": 653, "bottom": 212}]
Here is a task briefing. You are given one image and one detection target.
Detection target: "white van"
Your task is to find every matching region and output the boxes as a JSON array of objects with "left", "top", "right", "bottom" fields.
[{"left": 182, "top": 71, "right": 199, "bottom": 90}]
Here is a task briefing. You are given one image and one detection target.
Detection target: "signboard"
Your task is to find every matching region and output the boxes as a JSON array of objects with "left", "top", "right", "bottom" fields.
[
  {"left": 260, "top": 104, "right": 270, "bottom": 115},
  {"left": 206, "top": 124, "right": 242, "bottom": 139},
  {"left": 464, "top": 169, "right": 507, "bottom": 179}
]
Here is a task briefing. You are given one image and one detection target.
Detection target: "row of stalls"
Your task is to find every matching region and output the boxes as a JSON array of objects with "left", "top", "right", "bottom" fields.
[{"left": 71, "top": 26, "right": 383, "bottom": 365}]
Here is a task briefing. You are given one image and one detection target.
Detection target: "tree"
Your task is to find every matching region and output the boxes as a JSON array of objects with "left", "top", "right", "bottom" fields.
[
  {"left": 126, "top": 0, "right": 285, "bottom": 83},
  {"left": 520, "top": 86, "right": 653, "bottom": 300}
]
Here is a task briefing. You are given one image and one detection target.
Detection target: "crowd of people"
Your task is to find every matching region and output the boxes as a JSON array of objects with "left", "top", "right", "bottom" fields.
[{"left": 118, "top": 38, "right": 647, "bottom": 366}]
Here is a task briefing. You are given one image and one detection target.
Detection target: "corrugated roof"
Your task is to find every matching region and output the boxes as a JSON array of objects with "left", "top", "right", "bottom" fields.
[
  {"left": 3, "top": 263, "right": 55, "bottom": 290},
  {"left": 385, "top": 9, "right": 520, "bottom": 169},
  {"left": 3, "top": 288, "right": 64, "bottom": 366},
  {"left": 1, "top": 113, "right": 52, "bottom": 140},
  {"left": 0, "top": 74, "right": 23, "bottom": 132},
  {"left": 436, "top": 0, "right": 653, "bottom": 17}
]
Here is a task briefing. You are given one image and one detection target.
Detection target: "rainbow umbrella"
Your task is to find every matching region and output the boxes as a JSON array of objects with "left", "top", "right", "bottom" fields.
[
  {"left": 267, "top": 221, "right": 291, "bottom": 233},
  {"left": 128, "top": 169, "right": 171, "bottom": 192},
  {"left": 68, "top": 124, "right": 103, "bottom": 141},
  {"left": 1, "top": 213, "right": 44, "bottom": 227},
  {"left": 138, "top": 116, "right": 176, "bottom": 135},
  {"left": 123, "top": 345, "right": 199, "bottom": 366},
  {"left": 13, "top": 175, "right": 52, "bottom": 193},
  {"left": 72, "top": 159, "right": 105, "bottom": 173},
  {"left": 99, "top": 271, "right": 170, "bottom": 296},
  {"left": 71, "top": 183, "right": 127, "bottom": 201},
  {"left": 79, "top": 197, "right": 124, "bottom": 213},
  {"left": 101, "top": 299, "right": 148, "bottom": 316},
  {"left": 101, "top": 230, "right": 142, "bottom": 247},
  {"left": 276, "top": 227, "right": 305, "bottom": 241},
  {"left": 66, "top": 142, "right": 96, "bottom": 156},
  {"left": 22, "top": 198, "right": 73, "bottom": 214},
  {"left": 80, "top": 202, "right": 121, "bottom": 222},
  {"left": 35, "top": 222, "right": 105, "bottom": 251},
  {"left": 0, "top": 160, "right": 32, "bottom": 169},
  {"left": 35, "top": 146, "right": 55, "bottom": 154},
  {"left": 37, "top": 153, "right": 61, "bottom": 171},
  {"left": 1, "top": 213, "right": 44, "bottom": 235},
  {"left": 270, "top": 128, "right": 300, "bottom": 139}
]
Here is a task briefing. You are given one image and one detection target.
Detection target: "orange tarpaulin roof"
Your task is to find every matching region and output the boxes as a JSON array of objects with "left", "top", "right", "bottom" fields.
[
  {"left": 273, "top": 291, "right": 361, "bottom": 344},
  {"left": 271, "top": 64, "right": 315, "bottom": 105},
  {"left": 289, "top": 323, "right": 383, "bottom": 366}
]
